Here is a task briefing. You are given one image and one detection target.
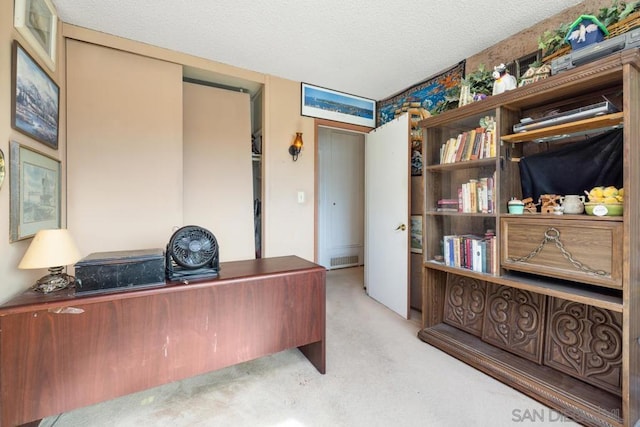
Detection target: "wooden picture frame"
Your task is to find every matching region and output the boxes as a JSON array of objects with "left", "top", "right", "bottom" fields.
[
  {"left": 10, "top": 141, "right": 61, "bottom": 242},
  {"left": 11, "top": 40, "right": 60, "bottom": 149},
  {"left": 14, "top": 0, "right": 57, "bottom": 71},
  {"left": 301, "top": 82, "right": 376, "bottom": 128},
  {"left": 410, "top": 215, "right": 423, "bottom": 254}
]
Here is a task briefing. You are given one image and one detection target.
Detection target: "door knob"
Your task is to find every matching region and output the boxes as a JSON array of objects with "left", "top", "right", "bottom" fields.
[{"left": 395, "top": 224, "right": 407, "bottom": 231}]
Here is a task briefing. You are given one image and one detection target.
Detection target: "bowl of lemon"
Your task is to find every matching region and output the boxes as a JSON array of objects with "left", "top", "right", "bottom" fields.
[{"left": 584, "top": 186, "right": 624, "bottom": 216}]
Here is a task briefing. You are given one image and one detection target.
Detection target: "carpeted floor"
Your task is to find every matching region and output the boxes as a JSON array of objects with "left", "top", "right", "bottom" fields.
[{"left": 40, "top": 267, "right": 579, "bottom": 426}]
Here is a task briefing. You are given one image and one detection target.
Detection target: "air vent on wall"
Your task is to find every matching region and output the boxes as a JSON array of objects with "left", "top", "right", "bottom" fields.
[{"left": 330, "top": 255, "right": 359, "bottom": 268}]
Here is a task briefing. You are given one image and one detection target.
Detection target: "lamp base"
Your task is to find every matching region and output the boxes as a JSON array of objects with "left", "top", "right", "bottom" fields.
[{"left": 32, "top": 266, "right": 76, "bottom": 293}]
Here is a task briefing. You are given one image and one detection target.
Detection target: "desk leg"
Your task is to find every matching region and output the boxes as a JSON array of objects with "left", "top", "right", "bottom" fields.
[
  {"left": 299, "top": 339, "right": 326, "bottom": 374},
  {"left": 19, "top": 419, "right": 42, "bottom": 427}
]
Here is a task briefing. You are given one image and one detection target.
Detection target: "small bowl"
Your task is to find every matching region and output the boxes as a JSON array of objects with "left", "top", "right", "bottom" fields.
[{"left": 584, "top": 202, "right": 623, "bottom": 216}]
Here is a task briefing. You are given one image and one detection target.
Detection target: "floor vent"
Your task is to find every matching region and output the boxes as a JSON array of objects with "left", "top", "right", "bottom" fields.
[{"left": 330, "top": 255, "right": 359, "bottom": 268}]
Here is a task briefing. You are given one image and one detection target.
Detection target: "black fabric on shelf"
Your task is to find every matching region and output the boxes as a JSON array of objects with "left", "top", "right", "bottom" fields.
[{"left": 519, "top": 128, "right": 623, "bottom": 206}]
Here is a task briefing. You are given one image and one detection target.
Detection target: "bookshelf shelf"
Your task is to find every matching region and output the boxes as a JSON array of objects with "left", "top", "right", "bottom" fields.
[
  {"left": 425, "top": 157, "right": 496, "bottom": 172},
  {"left": 501, "top": 112, "right": 624, "bottom": 144}
]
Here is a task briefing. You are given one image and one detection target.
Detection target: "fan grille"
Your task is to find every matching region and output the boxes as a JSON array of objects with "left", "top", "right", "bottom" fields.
[{"left": 169, "top": 226, "right": 218, "bottom": 269}]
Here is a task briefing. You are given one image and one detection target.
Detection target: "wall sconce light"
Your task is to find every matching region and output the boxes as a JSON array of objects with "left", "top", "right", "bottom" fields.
[
  {"left": 289, "top": 132, "right": 304, "bottom": 161},
  {"left": 18, "top": 229, "right": 82, "bottom": 293}
]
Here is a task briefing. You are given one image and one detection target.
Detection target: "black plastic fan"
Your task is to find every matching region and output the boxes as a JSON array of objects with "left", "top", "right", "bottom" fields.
[{"left": 166, "top": 225, "right": 219, "bottom": 281}]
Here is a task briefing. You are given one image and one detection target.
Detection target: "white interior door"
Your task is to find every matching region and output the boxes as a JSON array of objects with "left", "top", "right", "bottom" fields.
[
  {"left": 318, "top": 127, "right": 365, "bottom": 270},
  {"left": 365, "top": 114, "right": 410, "bottom": 319}
]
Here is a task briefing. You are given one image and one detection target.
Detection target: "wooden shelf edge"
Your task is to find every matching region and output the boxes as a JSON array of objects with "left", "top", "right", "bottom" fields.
[
  {"left": 425, "top": 157, "right": 496, "bottom": 171},
  {"left": 425, "top": 211, "right": 497, "bottom": 218},
  {"left": 501, "top": 112, "right": 624, "bottom": 144},
  {"left": 501, "top": 213, "right": 624, "bottom": 222},
  {"left": 418, "top": 323, "right": 623, "bottom": 427},
  {"left": 424, "top": 262, "right": 623, "bottom": 312}
]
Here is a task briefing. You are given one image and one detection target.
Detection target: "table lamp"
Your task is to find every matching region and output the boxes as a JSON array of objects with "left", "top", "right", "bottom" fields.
[{"left": 18, "top": 229, "right": 82, "bottom": 293}]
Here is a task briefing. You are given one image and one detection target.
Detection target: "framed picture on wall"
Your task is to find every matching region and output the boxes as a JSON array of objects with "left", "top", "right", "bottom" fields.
[
  {"left": 11, "top": 40, "right": 60, "bottom": 149},
  {"left": 301, "top": 82, "right": 376, "bottom": 128},
  {"left": 14, "top": 0, "right": 57, "bottom": 71},
  {"left": 10, "top": 141, "right": 61, "bottom": 242},
  {"left": 410, "top": 215, "right": 423, "bottom": 254}
]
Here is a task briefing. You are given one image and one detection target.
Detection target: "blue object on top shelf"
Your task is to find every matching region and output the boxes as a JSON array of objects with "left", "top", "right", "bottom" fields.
[{"left": 565, "top": 14, "right": 609, "bottom": 50}]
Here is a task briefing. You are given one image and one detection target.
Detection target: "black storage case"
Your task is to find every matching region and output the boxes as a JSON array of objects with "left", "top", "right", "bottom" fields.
[{"left": 74, "top": 248, "right": 165, "bottom": 294}]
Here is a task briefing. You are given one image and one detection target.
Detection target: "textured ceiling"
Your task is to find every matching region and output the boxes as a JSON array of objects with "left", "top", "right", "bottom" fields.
[{"left": 50, "top": 0, "right": 582, "bottom": 100}]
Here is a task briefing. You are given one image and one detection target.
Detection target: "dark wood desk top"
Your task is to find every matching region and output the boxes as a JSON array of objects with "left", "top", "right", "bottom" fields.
[{"left": 1, "top": 255, "right": 325, "bottom": 315}]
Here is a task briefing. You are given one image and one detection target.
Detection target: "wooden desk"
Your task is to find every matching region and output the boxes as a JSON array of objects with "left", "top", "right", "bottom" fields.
[{"left": 0, "top": 256, "right": 326, "bottom": 426}]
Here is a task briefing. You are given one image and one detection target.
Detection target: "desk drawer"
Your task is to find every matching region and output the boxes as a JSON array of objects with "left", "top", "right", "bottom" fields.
[{"left": 501, "top": 217, "right": 623, "bottom": 289}]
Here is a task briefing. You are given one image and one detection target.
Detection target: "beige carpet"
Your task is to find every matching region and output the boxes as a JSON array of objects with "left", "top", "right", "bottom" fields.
[{"left": 41, "top": 267, "right": 579, "bottom": 427}]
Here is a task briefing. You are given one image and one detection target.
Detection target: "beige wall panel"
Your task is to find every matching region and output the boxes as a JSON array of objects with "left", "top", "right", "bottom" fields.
[
  {"left": 263, "top": 76, "right": 315, "bottom": 261},
  {"left": 182, "top": 82, "right": 255, "bottom": 261},
  {"left": 66, "top": 40, "right": 183, "bottom": 257}
]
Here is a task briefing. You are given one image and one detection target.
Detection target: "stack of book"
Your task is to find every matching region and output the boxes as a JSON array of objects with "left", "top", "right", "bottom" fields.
[
  {"left": 438, "top": 116, "right": 497, "bottom": 164},
  {"left": 457, "top": 174, "right": 496, "bottom": 213},
  {"left": 436, "top": 199, "right": 459, "bottom": 212},
  {"left": 442, "top": 233, "right": 498, "bottom": 274}
]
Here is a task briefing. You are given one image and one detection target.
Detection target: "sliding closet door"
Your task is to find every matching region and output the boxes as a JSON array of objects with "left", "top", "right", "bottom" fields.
[
  {"left": 182, "top": 82, "right": 255, "bottom": 261},
  {"left": 66, "top": 40, "right": 183, "bottom": 255}
]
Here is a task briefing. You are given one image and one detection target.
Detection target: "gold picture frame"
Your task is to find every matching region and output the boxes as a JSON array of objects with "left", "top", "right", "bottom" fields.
[{"left": 14, "top": 0, "right": 57, "bottom": 71}]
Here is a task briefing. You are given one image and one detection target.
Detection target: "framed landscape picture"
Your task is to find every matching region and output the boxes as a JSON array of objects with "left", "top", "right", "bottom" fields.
[
  {"left": 301, "top": 83, "right": 376, "bottom": 128},
  {"left": 14, "top": 0, "right": 57, "bottom": 71},
  {"left": 10, "top": 141, "right": 61, "bottom": 242},
  {"left": 11, "top": 40, "right": 60, "bottom": 149}
]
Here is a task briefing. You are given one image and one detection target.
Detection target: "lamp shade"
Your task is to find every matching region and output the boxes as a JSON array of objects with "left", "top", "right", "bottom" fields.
[{"left": 19, "top": 229, "right": 82, "bottom": 269}]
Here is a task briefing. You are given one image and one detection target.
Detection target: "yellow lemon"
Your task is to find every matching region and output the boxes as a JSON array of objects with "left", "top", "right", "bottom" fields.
[
  {"left": 603, "top": 186, "right": 619, "bottom": 198},
  {"left": 589, "top": 186, "right": 604, "bottom": 201},
  {"left": 604, "top": 196, "right": 619, "bottom": 204}
]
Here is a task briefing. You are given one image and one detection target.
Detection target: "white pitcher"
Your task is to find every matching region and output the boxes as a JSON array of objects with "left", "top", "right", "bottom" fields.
[{"left": 560, "top": 195, "right": 585, "bottom": 214}]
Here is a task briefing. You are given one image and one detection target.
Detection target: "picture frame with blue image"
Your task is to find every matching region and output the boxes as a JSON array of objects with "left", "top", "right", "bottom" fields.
[
  {"left": 11, "top": 40, "right": 60, "bottom": 149},
  {"left": 301, "top": 83, "right": 376, "bottom": 128}
]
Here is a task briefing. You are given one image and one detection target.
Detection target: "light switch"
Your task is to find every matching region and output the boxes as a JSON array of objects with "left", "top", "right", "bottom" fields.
[{"left": 297, "top": 191, "right": 305, "bottom": 204}]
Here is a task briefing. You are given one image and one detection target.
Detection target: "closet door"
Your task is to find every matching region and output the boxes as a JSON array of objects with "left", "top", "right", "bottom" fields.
[
  {"left": 183, "top": 82, "right": 255, "bottom": 261},
  {"left": 66, "top": 40, "right": 183, "bottom": 255}
]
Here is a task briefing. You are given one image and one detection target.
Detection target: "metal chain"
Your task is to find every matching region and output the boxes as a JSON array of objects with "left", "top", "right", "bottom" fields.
[{"left": 507, "top": 227, "right": 609, "bottom": 277}]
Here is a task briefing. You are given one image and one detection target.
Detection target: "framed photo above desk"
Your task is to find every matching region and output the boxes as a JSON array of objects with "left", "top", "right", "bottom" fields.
[
  {"left": 11, "top": 40, "right": 60, "bottom": 149},
  {"left": 301, "top": 82, "right": 376, "bottom": 128},
  {"left": 14, "top": 0, "right": 57, "bottom": 71}
]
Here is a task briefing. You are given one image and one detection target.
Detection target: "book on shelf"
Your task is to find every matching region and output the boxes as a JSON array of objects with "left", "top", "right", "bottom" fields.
[
  {"left": 454, "top": 132, "right": 467, "bottom": 163},
  {"left": 462, "top": 129, "right": 476, "bottom": 161},
  {"left": 469, "top": 128, "right": 484, "bottom": 160}
]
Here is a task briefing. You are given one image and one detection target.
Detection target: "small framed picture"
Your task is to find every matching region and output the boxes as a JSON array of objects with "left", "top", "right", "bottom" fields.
[
  {"left": 301, "top": 82, "right": 376, "bottom": 128},
  {"left": 10, "top": 141, "right": 61, "bottom": 242},
  {"left": 410, "top": 215, "right": 423, "bottom": 254},
  {"left": 11, "top": 40, "right": 60, "bottom": 149},
  {"left": 14, "top": 0, "right": 57, "bottom": 71}
]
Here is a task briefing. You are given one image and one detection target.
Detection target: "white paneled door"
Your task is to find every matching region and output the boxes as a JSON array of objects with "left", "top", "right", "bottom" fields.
[
  {"left": 364, "top": 114, "right": 410, "bottom": 319},
  {"left": 318, "top": 127, "right": 365, "bottom": 270}
]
